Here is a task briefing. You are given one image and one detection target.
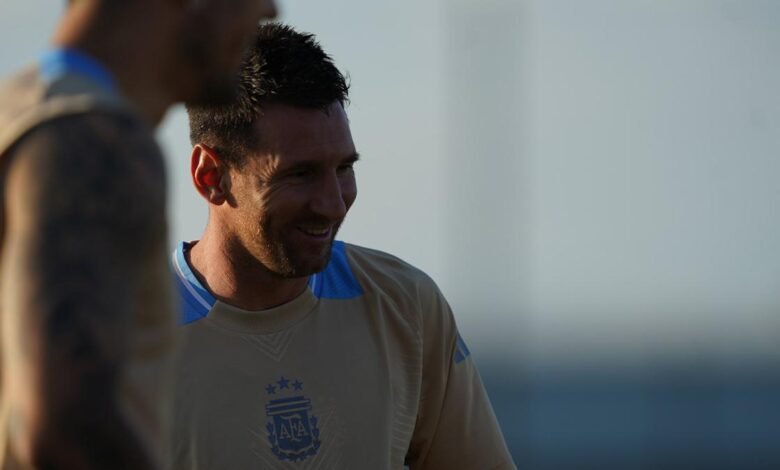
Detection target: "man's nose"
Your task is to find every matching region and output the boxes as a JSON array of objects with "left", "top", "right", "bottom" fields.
[{"left": 311, "top": 173, "right": 347, "bottom": 220}]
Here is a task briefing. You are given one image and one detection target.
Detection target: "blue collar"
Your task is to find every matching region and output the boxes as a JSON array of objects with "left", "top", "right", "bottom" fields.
[
  {"left": 39, "top": 48, "right": 118, "bottom": 95},
  {"left": 172, "top": 240, "right": 364, "bottom": 325}
]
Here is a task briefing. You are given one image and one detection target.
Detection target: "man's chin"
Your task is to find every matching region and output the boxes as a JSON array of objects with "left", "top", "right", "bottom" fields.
[
  {"left": 290, "top": 258, "right": 331, "bottom": 278},
  {"left": 284, "top": 251, "right": 333, "bottom": 279},
  {"left": 270, "top": 236, "right": 336, "bottom": 278}
]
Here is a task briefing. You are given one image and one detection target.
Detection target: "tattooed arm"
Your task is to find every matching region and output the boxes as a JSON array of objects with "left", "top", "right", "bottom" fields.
[{"left": 0, "top": 113, "right": 172, "bottom": 469}]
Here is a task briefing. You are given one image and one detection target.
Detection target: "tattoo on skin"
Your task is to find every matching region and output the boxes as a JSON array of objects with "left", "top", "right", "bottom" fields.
[{"left": 1, "top": 112, "right": 172, "bottom": 469}]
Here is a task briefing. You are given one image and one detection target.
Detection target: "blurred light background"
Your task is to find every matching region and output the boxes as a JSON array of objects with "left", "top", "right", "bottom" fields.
[{"left": 3, "top": 1, "right": 779, "bottom": 468}]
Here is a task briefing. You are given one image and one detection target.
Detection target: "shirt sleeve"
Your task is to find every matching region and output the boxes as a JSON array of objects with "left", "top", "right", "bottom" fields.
[{"left": 406, "top": 278, "right": 516, "bottom": 470}]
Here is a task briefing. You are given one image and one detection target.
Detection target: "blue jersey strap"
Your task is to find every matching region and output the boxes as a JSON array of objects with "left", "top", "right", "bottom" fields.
[
  {"left": 172, "top": 242, "right": 216, "bottom": 325},
  {"left": 39, "top": 48, "right": 118, "bottom": 95}
]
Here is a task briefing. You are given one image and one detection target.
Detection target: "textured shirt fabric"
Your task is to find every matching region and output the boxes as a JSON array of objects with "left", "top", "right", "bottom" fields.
[
  {"left": 0, "top": 56, "right": 175, "bottom": 469},
  {"left": 171, "top": 241, "right": 516, "bottom": 469}
]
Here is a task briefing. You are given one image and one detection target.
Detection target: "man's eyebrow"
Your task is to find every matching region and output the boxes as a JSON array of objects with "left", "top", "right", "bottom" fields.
[{"left": 280, "top": 152, "right": 360, "bottom": 171}]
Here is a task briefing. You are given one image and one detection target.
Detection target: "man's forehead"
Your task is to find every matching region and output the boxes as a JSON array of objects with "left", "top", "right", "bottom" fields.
[
  {"left": 255, "top": 102, "right": 348, "bottom": 127},
  {"left": 251, "top": 102, "right": 353, "bottom": 153}
]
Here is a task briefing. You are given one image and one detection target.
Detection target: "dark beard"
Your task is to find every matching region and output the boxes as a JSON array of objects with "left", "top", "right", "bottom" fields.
[
  {"left": 265, "top": 219, "right": 342, "bottom": 278},
  {"left": 268, "top": 237, "right": 335, "bottom": 279}
]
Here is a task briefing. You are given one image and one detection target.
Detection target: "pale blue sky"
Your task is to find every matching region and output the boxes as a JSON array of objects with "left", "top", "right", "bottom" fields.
[{"left": 2, "top": 0, "right": 779, "bottom": 366}]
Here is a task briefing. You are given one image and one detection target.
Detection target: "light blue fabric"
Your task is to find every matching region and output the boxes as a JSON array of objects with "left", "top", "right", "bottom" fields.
[
  {"left": 39, "top": 48, "right": 118, "bottom": 94},
  {"left": 173, "top": 242, "right": 216, "bottom": 324},
  {"left": 308, "top": 241, "right": 364, "bottom": 300}
]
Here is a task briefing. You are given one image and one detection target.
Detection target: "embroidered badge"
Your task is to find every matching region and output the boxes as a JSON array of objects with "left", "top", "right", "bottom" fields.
[{"left": 265, "top": 376, "right": 321, "bottom": 462}]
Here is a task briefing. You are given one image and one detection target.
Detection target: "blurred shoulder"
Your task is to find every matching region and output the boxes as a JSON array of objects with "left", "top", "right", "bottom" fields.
[
  {"left": 2, "top": 111, "right": 167, "bottom": 250},
  {"left": 0, "top": 65, "right": 149, "bottom": 162},
  {"left": 6, "top": 110, "right": 164, "bottom": 189},
  {"left": 34, "top": 110, "right": 158, "bottom": 157}
]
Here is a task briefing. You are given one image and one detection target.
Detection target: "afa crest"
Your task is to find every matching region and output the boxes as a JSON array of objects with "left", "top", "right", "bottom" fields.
[{"left": 264, "top": 376, "right": 321, "bottom": 462}]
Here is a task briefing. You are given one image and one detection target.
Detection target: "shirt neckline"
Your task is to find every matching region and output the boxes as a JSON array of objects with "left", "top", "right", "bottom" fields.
[
  {"left": 173, "top": 241, "right": 319, "bottom": 334},
  {"left": 39, "top": 47, "right": 119, "bottom": 95}
]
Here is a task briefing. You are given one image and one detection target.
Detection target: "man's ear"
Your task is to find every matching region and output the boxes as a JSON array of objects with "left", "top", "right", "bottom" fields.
[{"left": 191, "top": 144, "right": 228, "bottom": 205}]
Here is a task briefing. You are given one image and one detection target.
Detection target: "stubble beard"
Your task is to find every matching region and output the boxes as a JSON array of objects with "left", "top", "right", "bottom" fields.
[{"left": 260, "top": 222, "right": 342, "bottom": 279}]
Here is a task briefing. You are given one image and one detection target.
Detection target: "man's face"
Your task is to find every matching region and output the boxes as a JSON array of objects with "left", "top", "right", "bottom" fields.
[
  {"left": 178, "top": 0, "right": 277, "bottom": 105},
  {"left": 225, "top": 102, "right": 358, "bottom": 278}
]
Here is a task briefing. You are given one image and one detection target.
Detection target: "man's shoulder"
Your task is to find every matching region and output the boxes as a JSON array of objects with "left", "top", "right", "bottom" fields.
[
  {"left": 0, "top": 66, "right": 46, "bottom": 154},
  {"left": 341, "top": 242, "right": 439, "bottom": 297},
  {"left": 2, "top": 109, "right": 166, "bottom": 248},
  {"left": 14, "top": 109, "right": 160, "bottom": 166},
  {"left": 3, "top": 110, "right": 165, "bottom": 188},
  {"left": 0, "top": 65, "right": 40, "bottom": 101},
  {"left": 343, "top": 242, "right": 430, "bottom": 277},
  {"left": 0, "top": 66, "right": 145, "bottom": 160}
]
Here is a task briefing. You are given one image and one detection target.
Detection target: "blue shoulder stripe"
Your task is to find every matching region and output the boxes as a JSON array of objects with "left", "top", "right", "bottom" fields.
[
  {"left": 454, "top": 333, "right": 472, "bottom": 364},
  {"left": 172, "top": 242, "right": 215, "bottom": 325},
  {"left": 308, "top": 241, "right": 363, "bottom": 299}
]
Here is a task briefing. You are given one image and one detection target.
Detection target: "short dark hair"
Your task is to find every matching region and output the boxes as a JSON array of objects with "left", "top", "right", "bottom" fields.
[{"left": 187, "top": 23, "right": 350, "bottom": 167}]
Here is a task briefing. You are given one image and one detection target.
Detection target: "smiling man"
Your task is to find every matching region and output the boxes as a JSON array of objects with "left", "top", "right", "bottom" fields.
[{"left": 172, "top": 24, "right": 515, "bottom": 469}]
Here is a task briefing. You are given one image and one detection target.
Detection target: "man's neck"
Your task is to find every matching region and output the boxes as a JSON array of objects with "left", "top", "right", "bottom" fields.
[
  {"left": 51, "top": 1, "right": 173, "bottom": 126},
  {"left": 187, "top": 231, "right": 310, "bottom": 312}
]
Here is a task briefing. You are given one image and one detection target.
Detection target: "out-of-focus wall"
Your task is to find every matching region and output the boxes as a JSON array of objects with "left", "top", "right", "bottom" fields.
[{"left": 438, "top": 1, "right": 780, "bottom": 467}]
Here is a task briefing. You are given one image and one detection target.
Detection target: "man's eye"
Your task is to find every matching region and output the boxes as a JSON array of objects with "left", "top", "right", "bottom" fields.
[
  {"left": 290, "top": 169, "right": 313, "bottom": 178},
  {"left": 337, "top": 164, "right": 354, "bottom": 174}
]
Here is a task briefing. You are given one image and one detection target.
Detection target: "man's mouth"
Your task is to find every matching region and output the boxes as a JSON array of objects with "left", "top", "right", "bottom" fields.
[{"left": 298, "top": 225, "right": 332, "bottom": 238}]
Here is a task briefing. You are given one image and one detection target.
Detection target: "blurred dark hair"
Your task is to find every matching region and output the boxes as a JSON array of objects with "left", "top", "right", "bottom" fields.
[{"left": 187, "top": 23, "right": 350, "bottom": 167}]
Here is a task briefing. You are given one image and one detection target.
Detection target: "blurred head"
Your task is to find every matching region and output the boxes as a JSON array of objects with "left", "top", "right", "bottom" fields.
[
  {"left": 174, "top": 0, "right": 279, "bottom": 105},
  {"left": 188, "top": 24, "right": 356, "bottom": 278},
  {"left": 63, "top": 0, "right": 278, "bottom": 107}
]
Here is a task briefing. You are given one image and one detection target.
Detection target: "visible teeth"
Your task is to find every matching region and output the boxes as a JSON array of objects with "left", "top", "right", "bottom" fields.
[{"left": 300, "top": 226, "right": 330, "bottom": 236}]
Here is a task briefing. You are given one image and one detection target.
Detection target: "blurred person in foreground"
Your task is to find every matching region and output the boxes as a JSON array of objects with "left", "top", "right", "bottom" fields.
[
  {"left": 0, "top": 0, "right": 276, "bottom": 467},
  {"left": 173, "top": 23, "right": 516, "bottom": 469}
]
